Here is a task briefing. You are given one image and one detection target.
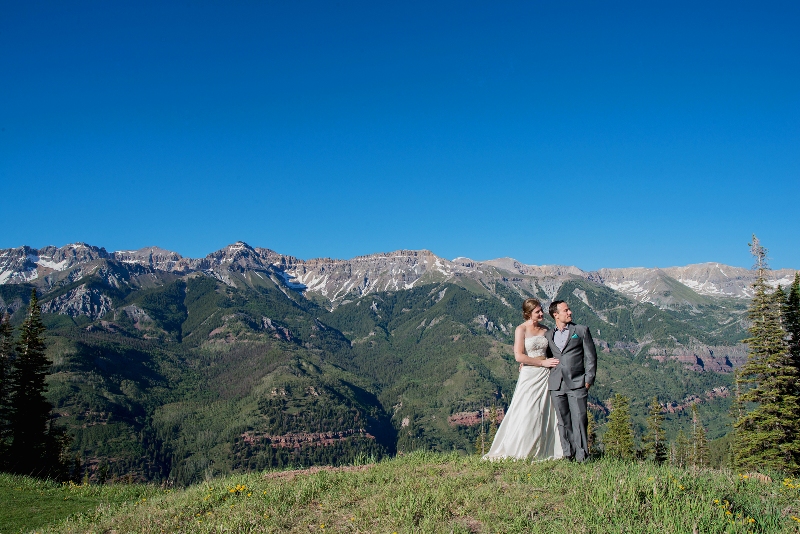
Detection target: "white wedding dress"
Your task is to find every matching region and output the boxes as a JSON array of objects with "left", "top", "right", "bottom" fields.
[{"left": 482, "top": 336, "right": 563, "bottom": 461}]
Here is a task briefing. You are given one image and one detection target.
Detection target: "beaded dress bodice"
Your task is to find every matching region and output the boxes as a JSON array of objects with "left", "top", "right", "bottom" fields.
[{"left": 525, "top": 335, "right": 549, "bottom": 358}]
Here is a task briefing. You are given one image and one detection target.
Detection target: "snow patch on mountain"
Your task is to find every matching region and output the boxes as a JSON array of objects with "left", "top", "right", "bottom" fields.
[
  {"left": 36, "top": 257, "right": 69, "bottom": 271},
  {"left": 603, "top": 280, "right": 650, "bottom": 300},
  {"left": 276, "top": 270, "right": 307, "bottom": 291}
]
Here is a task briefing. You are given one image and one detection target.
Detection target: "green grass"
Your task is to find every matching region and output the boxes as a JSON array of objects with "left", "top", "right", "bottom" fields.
[
  {"left": 0, "top": 472, "right": 157, "bottom": 533},
  {"left": 5, "top": 453, "right": 799, "bottom": 533}
]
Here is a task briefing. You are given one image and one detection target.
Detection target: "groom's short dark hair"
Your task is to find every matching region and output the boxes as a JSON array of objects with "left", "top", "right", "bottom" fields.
[{"left": 549, "top": 300, "right": 565, "bottom": 318}]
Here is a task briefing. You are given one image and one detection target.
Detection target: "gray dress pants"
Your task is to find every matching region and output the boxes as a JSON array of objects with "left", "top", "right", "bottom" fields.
[{"left": 552, "top": 383, "right": 589, "bottom": 461}]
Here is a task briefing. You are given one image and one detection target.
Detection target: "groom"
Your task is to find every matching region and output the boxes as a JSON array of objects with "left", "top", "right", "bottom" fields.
[{"left": 546, "top": 300, "right": 597, "bottom": 461}]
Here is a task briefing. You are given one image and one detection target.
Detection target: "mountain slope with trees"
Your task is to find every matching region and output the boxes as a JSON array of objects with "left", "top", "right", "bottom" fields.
[{"left": 0, "top": 241, "right": 773, "bottom": 483}]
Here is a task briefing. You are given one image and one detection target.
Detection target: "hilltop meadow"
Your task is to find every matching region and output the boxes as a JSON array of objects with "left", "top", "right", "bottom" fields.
[{"left": 3, "top": 452, "right": 800, "bottom": 533}]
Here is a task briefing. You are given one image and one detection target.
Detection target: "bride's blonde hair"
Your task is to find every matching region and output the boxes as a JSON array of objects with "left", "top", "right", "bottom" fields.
[{"left": 522, "top": 298, "right": 542, "bottom": 320}]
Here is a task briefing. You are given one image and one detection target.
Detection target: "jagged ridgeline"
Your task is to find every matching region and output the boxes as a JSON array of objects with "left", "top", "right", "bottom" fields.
[{"left": 0, "top": 242, "right": 795, "bottom": 484}]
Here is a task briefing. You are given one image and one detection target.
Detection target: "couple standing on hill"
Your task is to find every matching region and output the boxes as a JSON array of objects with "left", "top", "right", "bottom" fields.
[{"left": 483, "top": 298, "right": 597, "bottom": 462}]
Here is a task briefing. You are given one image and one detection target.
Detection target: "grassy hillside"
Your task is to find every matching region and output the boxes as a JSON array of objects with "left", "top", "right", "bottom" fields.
[{"left": 5, "top": 454, "right": 799, "bottom": 533}]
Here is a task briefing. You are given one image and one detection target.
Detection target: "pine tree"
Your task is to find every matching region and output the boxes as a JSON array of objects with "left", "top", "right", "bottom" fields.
[
  {"left": 0, "top": 313, "right": 14, "bottom": 460},
  {"left": 641, "top": 397, "right": 667, "bottom": 463},
  {"left": 474, "top": 408, "right": 488, "bottom": 455},
  {"left": 733, "top": 236, "right": 800, "bottom": 474},
  {"left": 672, "top": 430, "right": 690, "bottom": 468},
  {"left": 689, "top": 404, "right": 709, "bottom": 469},
  {"left": 487, "top": 406, "right": 499, "bottom": 447},
  {"left": 8, "top": 290, "right": 57, "bottom": 476},
  {"left": 474, "top": 431, "right": 486, "bottom": 456},
  {"left": 728, "top": 368, "right": 744, "bottom": 455},
  {"left": 602, "top": 393, "right": 635, "bottom": 460},
  {"left": 587, "top": 409, "right": 598, "bottom": 457},
  {"left": 783, "top": 273, "right": 800, "bottom": 391}
]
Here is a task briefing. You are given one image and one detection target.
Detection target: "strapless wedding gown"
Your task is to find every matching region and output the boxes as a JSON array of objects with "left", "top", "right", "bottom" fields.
[{"left": 482, "top": 336, "right": 563, "bottom": 460}]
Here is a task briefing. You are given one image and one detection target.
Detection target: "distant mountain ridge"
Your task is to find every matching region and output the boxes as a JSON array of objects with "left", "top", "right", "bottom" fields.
[{"left": 1, "top": 241, "right": 795, "bottom": 309}]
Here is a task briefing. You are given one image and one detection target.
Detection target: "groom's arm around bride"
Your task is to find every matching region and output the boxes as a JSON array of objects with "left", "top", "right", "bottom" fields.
[{"left": 546, "top": 300, "right": 598, "bottom": 461}]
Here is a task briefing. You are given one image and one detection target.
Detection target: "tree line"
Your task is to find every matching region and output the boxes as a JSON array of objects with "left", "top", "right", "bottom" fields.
[
  {"left": 0, "top": 289, "right": 71, "bottom": 479},
  {"left": 599, "top": 393, "right": 711, "bottom": 468}
]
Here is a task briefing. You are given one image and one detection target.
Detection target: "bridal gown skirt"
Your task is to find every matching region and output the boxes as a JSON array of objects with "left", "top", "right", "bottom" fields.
[{"left": 482, "top": 365, "right": 564, "bottom": 461}]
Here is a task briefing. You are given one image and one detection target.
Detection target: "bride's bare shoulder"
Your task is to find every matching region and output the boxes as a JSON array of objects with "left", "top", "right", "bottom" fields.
[{"left": 515, "top": 323, "right": 531, "bottom": 337}]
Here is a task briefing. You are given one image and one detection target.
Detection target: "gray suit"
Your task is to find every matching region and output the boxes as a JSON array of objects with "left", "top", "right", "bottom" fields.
[{"left": 546, "top": 323, "right": 597, "bottom": 461}]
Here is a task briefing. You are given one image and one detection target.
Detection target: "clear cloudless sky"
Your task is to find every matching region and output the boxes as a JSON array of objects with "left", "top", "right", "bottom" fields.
[{"left": 1, "top": 1, "right": 798, "bottom": 270}]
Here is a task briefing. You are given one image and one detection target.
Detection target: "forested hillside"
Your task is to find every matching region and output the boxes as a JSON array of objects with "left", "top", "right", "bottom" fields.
[{"left": 0, "top": 242, "right": 758, "bottom": 484}]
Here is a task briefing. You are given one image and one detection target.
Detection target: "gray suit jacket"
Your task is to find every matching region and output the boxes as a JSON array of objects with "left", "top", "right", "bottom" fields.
[{"left": 546, "top": 323, "right": 598, "bottom": 391}]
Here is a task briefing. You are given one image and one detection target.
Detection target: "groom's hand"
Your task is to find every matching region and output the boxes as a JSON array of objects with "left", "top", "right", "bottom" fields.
[{"left": 585, "top": 383, "right": 591, "bottom": 390}]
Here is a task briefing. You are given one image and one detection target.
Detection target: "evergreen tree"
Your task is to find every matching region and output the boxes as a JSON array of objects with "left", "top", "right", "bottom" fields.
[
  {"left": 587, "top": 409, "right": 598, "bottom": 457},
  {"left": 487, "top": 406, "right": 499, "bottom": 447},
  {"left": 641, "top": 397, "right": 667, "bottom": 463},
  {"left": 602, "top": 393, "right": 635, "bottom": 460},
  {"left": 0, "top": 313, "right": 14, "bottom": 460},
  {"left": 689, "top": 404, "right": 709, "bottom": 469},
  {"left": 672, "top": 430, "right": 690, "bottom": 468},
  {"left": 474, "top": 430, "right": 487, "bottom": 456},
  {"left": 728, "top": 368, "right": 746, "bottom": 469},
  {"left": 733, "top": 236, "right": 800, "bottom": 474},
  {"left": 8, "top": 290, "right": 58, "bottom": 477},
  {"left": 474, "top": 408, "right": 488, "bottom": 455},
  {"left": 783, "top": 273, "right": 800, "bottom": 389}
]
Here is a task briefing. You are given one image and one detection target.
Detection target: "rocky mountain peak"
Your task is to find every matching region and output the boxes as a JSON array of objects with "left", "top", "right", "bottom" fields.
[
  {"left": 42, "top": 242, "right": 109, "bottom": 261},
  {"left": 0, "top": 243, "right": 110, "bottom": 284},
  {"left": 203, "top": 241, "right": 266, "bottom": 271},
  {"left": 112, "top": 247, "right": 191, "bottom": 273},
  {"left": 482, "top": 258, "right": 585, "bottom": 278},
  {"left": 280, "top": 249, "right": 470, "bottom": 303}
]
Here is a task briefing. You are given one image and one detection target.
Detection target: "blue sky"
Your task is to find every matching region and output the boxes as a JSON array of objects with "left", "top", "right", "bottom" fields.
[{"left": 1, "top": 1, "right": 798, "bottom": 270}]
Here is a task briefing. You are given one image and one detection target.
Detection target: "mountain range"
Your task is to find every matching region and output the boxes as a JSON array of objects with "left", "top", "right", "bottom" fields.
[
  {"left": 3, "top": 241, "right": 794, "bottom": 307},
  {"left": 0, "top": 241, "right": 795, "bottom": 483}
]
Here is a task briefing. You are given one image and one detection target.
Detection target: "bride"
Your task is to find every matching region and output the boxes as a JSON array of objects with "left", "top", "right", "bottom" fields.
[{"left": 483, "top": 298, "right": 563, "bottom": 460}]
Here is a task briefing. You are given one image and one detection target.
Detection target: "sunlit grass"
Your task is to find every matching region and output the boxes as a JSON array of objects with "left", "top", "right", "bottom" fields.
[
  {"left": 5, "top": 453, "right": 800, "bottom": 533},
  {"left": 0, "top": 471, "right": 158, "bottom": 533}
]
